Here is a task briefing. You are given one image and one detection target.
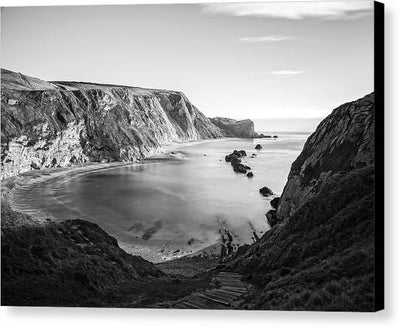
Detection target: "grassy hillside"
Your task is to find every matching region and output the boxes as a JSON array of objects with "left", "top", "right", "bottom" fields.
[
  {"left": 226, "top": 167, "right": 375, "bottom": 311},
  {"left": 1, "top": 204, "right": 213, "bottom": 307}
]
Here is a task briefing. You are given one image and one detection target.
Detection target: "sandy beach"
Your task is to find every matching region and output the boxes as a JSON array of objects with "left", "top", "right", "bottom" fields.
[{"left": 1, "top": 140, "right": 225, "bottom": 263}]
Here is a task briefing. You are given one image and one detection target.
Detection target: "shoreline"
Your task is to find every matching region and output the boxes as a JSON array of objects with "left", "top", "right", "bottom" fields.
[{"left": 1, "top": 138, "right": 229, "bottom": 263}]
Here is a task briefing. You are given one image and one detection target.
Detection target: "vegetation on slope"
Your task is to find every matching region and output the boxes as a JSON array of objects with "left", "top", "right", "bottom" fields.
[
  {"left": 226, "top": 167, "right": 375, "bottom": 311},
  {"left": 1, "top": 204, "right": 213, "bottom": 307}
]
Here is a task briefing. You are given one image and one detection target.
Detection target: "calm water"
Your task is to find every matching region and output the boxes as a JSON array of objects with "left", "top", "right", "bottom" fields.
[{"left": 36, "top": 133, "right": 309, "bottom": 262}]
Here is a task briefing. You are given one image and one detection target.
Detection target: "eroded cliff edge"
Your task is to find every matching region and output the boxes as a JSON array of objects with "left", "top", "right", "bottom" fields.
[
  {"left": 226, "top": 93, "right": 376, "bottom": 311},
  {"left": 1, "top": 69, "right": 228, "bottom": 178},
  {"left": 209, "top": 117, "right": 258, "bottom": 138},
  {"left": 276, "top": 93, "right": 374, "bottom": 218}
]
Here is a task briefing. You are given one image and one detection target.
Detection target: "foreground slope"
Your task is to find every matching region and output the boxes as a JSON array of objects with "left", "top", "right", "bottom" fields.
[
  {"left": 1, "top": 197, "right": 214, "bottom": 306},
  {"left": 1, "top": 69, "right": 223, "bottom": 178},
  {"left": 226, "top": 93, "right": 376, "bottom": 311}
]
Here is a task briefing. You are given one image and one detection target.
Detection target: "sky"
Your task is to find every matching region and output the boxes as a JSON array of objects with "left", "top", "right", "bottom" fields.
[{"left": 1, "top": 1, "right": 374, "bottom": 132}]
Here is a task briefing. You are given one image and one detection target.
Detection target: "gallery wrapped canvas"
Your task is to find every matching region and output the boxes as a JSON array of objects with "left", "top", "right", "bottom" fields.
[{"left": 0, "top": 1, "right": 383, "bottom": 311}]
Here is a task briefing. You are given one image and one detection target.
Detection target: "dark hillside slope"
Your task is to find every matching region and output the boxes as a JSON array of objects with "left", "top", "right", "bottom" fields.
[
  {"left": 277, "top": 93, "right": 374, "bottom": 219},
  {"left": 228, "top": 167, "right": 375, "bottom": 311},
  {"left": 1, "top": 203, "right": 212, "bottom": 307},
  {"left": 226, "top": 93, "right": 376, "bottom": 311},
  {"left": 1, "top": 203, "right": 161, "bottom": 306}
]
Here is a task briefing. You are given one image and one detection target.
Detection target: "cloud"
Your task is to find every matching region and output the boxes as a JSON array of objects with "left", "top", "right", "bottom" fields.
[
  {"left": 201, "top": 1, "right": 373, "bottom": 20},
  {"left": 239, "top": 35, "right": 291, "bottom": 43},
  {"left": 270, "top": 70, "right": 305, "bottom": 76}
]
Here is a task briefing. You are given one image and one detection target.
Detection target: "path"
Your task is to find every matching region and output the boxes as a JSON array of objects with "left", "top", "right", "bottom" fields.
[{"left": 172, "top": 271, "right": 252, "bottom": 309}]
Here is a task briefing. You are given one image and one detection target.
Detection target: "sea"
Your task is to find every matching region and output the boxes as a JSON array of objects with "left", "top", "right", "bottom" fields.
[{"left": 31, "top": 132, "right": 310, "bottom": 262}]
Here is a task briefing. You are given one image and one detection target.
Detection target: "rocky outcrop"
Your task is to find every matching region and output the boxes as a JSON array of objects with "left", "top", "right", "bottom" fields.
[
  {"left": 224, "top": 93, "right": 376, "bottom": 311},
  {"left": 265, "top": 209, "right": 280, "bottom": 227},
  {"left": 209, "top": 117, "right": 257, "bottom": 138},
  {"left": 225, "top": 149, "right": 247, "bottom": 162},
  {"left": 277, "top": 93, "right": 374, "bottom": 219},
  {"left": 259, "top": 186, "right": 273, "bottom": 197},
  {"left": 1, "top": 69, "right": 224, "bottom": 178},
  {"left": 228, "top": 167, "right": 376, "bottom": 311},
  {"left": 270, "top": 197, "right": 280, "bottom": 209},
  {"left": 225, "top": 150, "right": 251, "bottom": 174}
]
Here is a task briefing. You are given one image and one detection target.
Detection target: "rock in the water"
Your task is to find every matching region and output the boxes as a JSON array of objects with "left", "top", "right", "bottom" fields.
[
  {"left": 270, "top": 197, "right": 281, "bottom": 209},
  {"left": 230, "top": 157, "right": 242, "bottom": 166},
  {"left": 247, "top": 172, "right": 254, "bottom": 178},
  {"left": 225, "top": 150, "right": 246, "bottom": 162},
  {"left": 225, "top": 149, "right": 251, "bottom": 174},
  {"left": 266, "top": 210, "right": 281, "bottom": 227},
  {"left": 233, "top": 163, "right": 248, "bottom": 174},
  {"left": 259, "top": 186, "right": 273, "bottom": 196},
  {"left": 273, "top": 135, "right": 278, "bottom": 138},
  {"left": 255, "top": 144, "right": 262, "bottom": 150}
]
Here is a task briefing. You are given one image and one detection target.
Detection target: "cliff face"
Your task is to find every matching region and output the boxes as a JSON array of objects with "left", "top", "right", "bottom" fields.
[
  {"left": 1, "top": 69, "right": 223, "bottom": 178},
  {"left": 226, "top": 93, "right": 376, "bottom": 311},
  {"left": 209, "top": 117, "right": 257, "bottom": 138},
  {"left": 277, "top": 93, "right": 374, "bottom": 219}
]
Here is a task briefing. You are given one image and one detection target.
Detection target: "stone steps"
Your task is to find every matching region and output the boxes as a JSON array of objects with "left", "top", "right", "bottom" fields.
[
  {"left": 220, "top": 286, "right": 247, "bottom": 293},
  {"left": 172, "top": 271, "right": 251, "bottom": 310}
]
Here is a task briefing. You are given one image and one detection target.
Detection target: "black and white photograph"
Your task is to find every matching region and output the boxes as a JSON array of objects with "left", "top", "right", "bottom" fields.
[{"left": 1, "top": 0, "right": 384, "bottom": 315}]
